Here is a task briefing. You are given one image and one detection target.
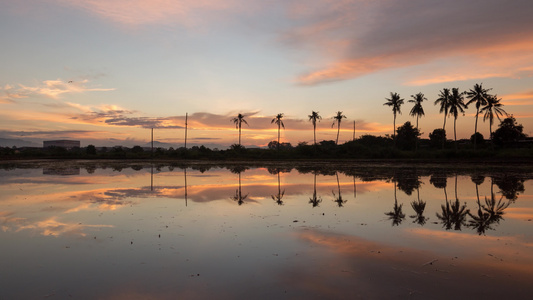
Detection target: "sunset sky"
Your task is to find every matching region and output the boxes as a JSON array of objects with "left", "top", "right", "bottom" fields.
[{"left": 1, "top": 0, "right": 533, "bottom": 148}]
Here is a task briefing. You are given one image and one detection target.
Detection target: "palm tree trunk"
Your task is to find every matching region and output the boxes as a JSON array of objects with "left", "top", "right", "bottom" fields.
[
  {"left": 336, "top": 122, "right": 340, "bottom": 145},
  {"left": 313, "top": 124, "right": 317, "bottom": 146},
  {"left": 238, "top": 123, "right": 241, "bottom": 146},
  {"left": 442, "top": 113, "right": 447, "bottom": 149},
  {"left": 393, "top": 113, "right": 396, "bottom": 146},
  {"left": 415, "top": 116, "right": 419, "bottom": 151},
  {"left": 474, "top": 109, "right": 479, "bottom": 150},
  {"left": 454, "top": 117, "right": 457, "bottom": 151},
  {"left": 277, "top": 123, "right": 281, "bottom": 151}
]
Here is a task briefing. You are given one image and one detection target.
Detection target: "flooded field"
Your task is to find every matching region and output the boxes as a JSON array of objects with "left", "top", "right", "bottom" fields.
[{"left": 1, "top": 161, "right": 532, "bottom": 299}]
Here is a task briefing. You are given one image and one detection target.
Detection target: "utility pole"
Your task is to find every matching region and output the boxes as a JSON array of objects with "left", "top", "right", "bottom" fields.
[
  {"left": 184, "top": 112, "right": 188, "bottom": 149},
  {"left": 151, "top": 128, "right": 154, "bottom": 157},
  {"left": 353, "top": 121, "right": 356, "bottom": 141}
]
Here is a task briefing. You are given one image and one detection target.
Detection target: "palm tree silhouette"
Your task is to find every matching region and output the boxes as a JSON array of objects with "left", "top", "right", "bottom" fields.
[
  {"left": 436, "top": 174, "right": 469, "bottom": 230},
  {"left": 467, "top": 181, "right": 510, "bottom": 235},
  {"left": 434, "top": 88, "right": 452, "bottom": 149},
  {"left": 385, "top": 181, "right": 406, "bottom": 226},
  {"left": 465, "top": 83, "right": 492, "bottom": 150},
  {"left": 331, "top": 111, "right": 346, "bottom": 145},
  {"left": 308, "top": 111, "right": 322, "bottom": 146},
  {"left": 480, "top": 95, "right": 507, "bottom": 146},
  {"left": 230, "top": 166, "right": 248, "bottom": 205},
  {"left": 309, "top": 172, "right": 322, "bottom": 207},
  {"left": 332, "top": 172, "right": 347, "bottom": 207},
  {"left": 409, "top": 93, "right": 426, "bottom": 151},
  {"left": 383, "top": 92, "right": 404, "bottom": 144},
  {"left": 231, "top": 113, "right": 248, "bottom": 146},
  {"left": 448, "top": 88, "right": 467, "bottom": 150},
  {"left": 271, "top": 113, "right": 285, "bottom": 151},
  {"left": 410, "top": 186, "right": 428, "bottom": 225},
  {"left": 271, "top": 168, "right": 285, "bottom": 206}
]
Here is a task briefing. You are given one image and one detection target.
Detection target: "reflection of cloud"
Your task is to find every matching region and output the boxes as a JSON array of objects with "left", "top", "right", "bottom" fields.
[{"left": 16, "top": 217, "right": 112, "bottom": 237}]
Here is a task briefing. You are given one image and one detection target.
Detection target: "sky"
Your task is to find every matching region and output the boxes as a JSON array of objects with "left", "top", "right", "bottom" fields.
[{"left": 1, "top": 0, "right": 533, "bottom": 148}]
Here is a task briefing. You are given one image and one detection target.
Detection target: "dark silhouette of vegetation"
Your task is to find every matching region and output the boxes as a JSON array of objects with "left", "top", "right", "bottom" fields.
[
  {"left": 271, "top": 113, "right": 285, "bottom": 152},
  {"left": 493, "top": 116, "right": 526, "bottom": 146},
  {"left": 480, "top": 95, "right": 507, "bottom": 145},
  {"left": 309, "top": 172, "right": 322, "bottom": 207},
  {"left": 435, "top": 88, "right": 452, "bottom": 149},
  {"left": 409, "top": 92, "right": 426, "bottom": 151},
  {"left": 385, "top": 181, "right": 406, "bottom": 226},
  {"left": 466, "top": 83, "right": 491, "bottom": 150},
  {"left": 231, "top": 113, "right": 248, "bottom": 146},
  {"left": 429, "top": 129, "right": 446, "bottom": 149},
  {"left": 436, "top": 175, "right": 469, "bottom": 230},
  {"left": 230, "top": 165, "right": 248, "bottom": 205},
  {"left": 448, "top": 88, "right": 467, "bottom": 150},
  {"left": 308, "top": 111, "right": 322, "bottom": 146},
  {"left": 271, "top": 168, "right": 285, "bottom": 205},
  {"left": 395, "top": 121, "right": 420, "bottom": 151},
  {"left": 332, "top": 111, "right": 346, "bottom": 145},
  {"left": 332, "top": 172, "right": 347, "bottom": 207},
  {"left": 410, "top": 186, "right": 428, "bottom": 225},
  {"left": 383, "top": 92, "right": 404, "bottom": 145}
]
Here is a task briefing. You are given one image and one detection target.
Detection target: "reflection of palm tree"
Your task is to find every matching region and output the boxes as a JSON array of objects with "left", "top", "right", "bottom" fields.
[
  {"left": 436, "top": 174, "right": 469, "bottom": 230},
  {"left": 332, "top": 172, "right": 347, "bottom": 207},
  {"left": 409, "top": 93, "right": 426, "bottom": 151},
  {"left": 184, "top": 167, "right": 188, "bottom": 207},
  {"left": 383, "top": 92, "right": 404, "bottom": 143},
  {"left": 435, "top": 88, "right": 451, "bottom": 148},
  {"left": 493, "top": 174, "right": 525, "bottom": 201},
  {"left": 467, "top": 181, "right": 510, "bottom": 235},
  {"left": 271, "top": 113, "right": 285, "bottom": 151},
  {"left": 332, "top": 111, "right": 346, "bottom": 145},
  {"left": 231, "top": 113, "right": 249, "bottom": 146},
  {"left": 309, "top": 172, "right": 322, "bottom": 207},
  {"left": 480, "top": 95, "right": 507, "bottom": 146},
  {"left": 230, "top": 166, "right": 248, "bottom": 205},
  {"left": 410, "top": 187, "right": 428, "bottom": 225},
  {"left": 465, "top": 83, "right": 491, "bottom": 150},
  {"left": 308, "top": 111, "right": 322, "bottom": 146},
  {"left": 271, "top": 169, "right": 285, "bottom": 205},
  {"left": 448, "top": 88, "right": 467, "bottom": 150},
  {"left": 385, "top": 181, "right": 406, "bottom": 226}
]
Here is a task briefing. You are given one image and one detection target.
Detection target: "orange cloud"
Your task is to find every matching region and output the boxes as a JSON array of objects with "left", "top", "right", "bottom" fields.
[{"left": 1, "top": 79, "right": 114, "bottom": 100}]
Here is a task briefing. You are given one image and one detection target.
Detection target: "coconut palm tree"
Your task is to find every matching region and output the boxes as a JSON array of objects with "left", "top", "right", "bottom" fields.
[
  {"left": 448, "top": 88, "right": 467, "bottom": 150},
  {"left": 434, "top": 88, "right": 451, "bottom": 149},
  {"left": 408, "top": 93, "right": 426, "bottom": 150},
  {"left": 465, "top": 83, "right": 492, "bottom": 149},
  {"left": 331, "top": 111, "right": 346, "bottom": 145},
  {"left": 480, "top": 95, "right": 507, "bottom": 145},
  {"left": 271, "top": 113, "right": 285, "bottom": 151},
  {"left": 308, "top": 111, "right": 322, "bottom": 146},
  {"left": 231, "top": 113, "right": 248, "bottom": 146},
  {"left": 383, "top": 92, "right": 404, "bottom": 143}
]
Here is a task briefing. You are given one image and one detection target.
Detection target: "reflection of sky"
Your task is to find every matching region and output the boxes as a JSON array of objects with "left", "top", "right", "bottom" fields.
[{"left": 1, "top": 165, "right": 532, "bottom": 298}]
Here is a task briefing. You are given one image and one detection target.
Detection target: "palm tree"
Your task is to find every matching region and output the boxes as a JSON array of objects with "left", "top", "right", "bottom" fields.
[
  {"left": 448, "top": 88, "right": 467, "bottom": 150},
  {"left": 231, "top": 113, "right": 248, "bottom": 146},
  {"left": 480, "top": 95, "right": 507, "bottom": 145},
  {"left": 383, "top": 92, "right": 404, "bottom": 143},
  {"left": 308, "top": 111, "right": 322, "bottom": 146},
  {"left": 465, "top": 83, "right": 492, "bottom": 149},
  {"left": 271, "top": 113, "right": 285, "bottom": 151},
  {"left": 408, "top": 93, "right": 426, "bottom": 150},
  {"left": 331, "top": 111, "right": 346, "bottom": 145},
  {"left": 434, "top": 88, "right": 451, "bottom": 148}
]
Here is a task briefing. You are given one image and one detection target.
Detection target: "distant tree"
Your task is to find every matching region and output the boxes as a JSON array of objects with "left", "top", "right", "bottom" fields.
[
  {"left": 308, "top": 111, "right": 322, "bottom": 146},
  {"left": 470, "top": 132, "right": 485, "bottom": 146},
  {"left": 86, "top": 144, "right": 96, "bottom": 155},
  {"left": 271, "top": 113, "right": 285, "bottom": 151},
  {"left": 480, "top": 95, "right": 507, "bottom": 145},
  {"left": 493, "top": 116, "right": 524, "bottom": 146},
  {"left": 448, "top": 88, "right": 467, "bottom": 150},
  {"left": 331, "top": 111, "right": 346, "bottom": 145},
  {"left": 383, "top": 92, "right": 404, "bottom": 144},
  {"left": 396, "top": 121, "right": 420, "bottom": 151},
  {"left": 465, "top": 83, "right": 492, "bottom": 150},
  {"left": 132, "top": 145, "right": 144, "bottom": 153},
  {"left": 435, "top": 88, "right": 452, "bottom": 149},
  {"left": 429, "top": 129, "right": 446, "bottom": 149},
  {"left": 231, "top": 113, "right": 248, "bottom": 146}
]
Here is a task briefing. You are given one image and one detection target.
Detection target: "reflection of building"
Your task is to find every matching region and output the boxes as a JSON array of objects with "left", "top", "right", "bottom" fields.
[
  {"left": 43, "top": 167, "right": 81, "bottom": 176},
  {"left": 43, "top": 140, "right": 80, "bottom": 149}
]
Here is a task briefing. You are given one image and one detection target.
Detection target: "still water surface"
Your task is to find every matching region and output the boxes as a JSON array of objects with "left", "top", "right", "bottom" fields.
[{"left": 1, "top": 162, "right": 532, "bottom": 299}]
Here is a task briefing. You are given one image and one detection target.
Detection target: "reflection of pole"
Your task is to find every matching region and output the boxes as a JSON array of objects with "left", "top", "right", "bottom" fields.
[
  {"left": 151, "top": 164, "right": 153, "bottom": 191},
  {"left": 184, "top": 167, "right": 188, "bottom": 207},
  {"left": 184, "top": 113, "right": 188, "bottom": 149},
  {"left": 353, "top": 175, "right": 357, "bottom": 199}
]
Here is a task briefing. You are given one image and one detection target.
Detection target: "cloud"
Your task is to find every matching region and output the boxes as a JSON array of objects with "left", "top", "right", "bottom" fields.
[
  {"left": 56, "top": 0, "right": 244, "bottom": 28},
  {"left": 282, "top": 0, "right": 533, "bottom": 85},
  {"left": 0, "top": 79, "right": 114, "bottom": 101}
]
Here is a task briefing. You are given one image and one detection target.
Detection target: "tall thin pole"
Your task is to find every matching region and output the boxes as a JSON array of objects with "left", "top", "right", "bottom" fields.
[
  {"left": 353, "top": 121, "right": 356, "bottom": 141},
  {"left": 184, "top": 112, "right": 188, "bottom": 149},
  {"left": 151, "top": 128, "right": 154, "bottom": 157}
]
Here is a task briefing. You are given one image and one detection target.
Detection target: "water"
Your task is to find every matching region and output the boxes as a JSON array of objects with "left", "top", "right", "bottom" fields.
[{"left": 1, "top": 161, "right": 532, "bottom": 299}]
